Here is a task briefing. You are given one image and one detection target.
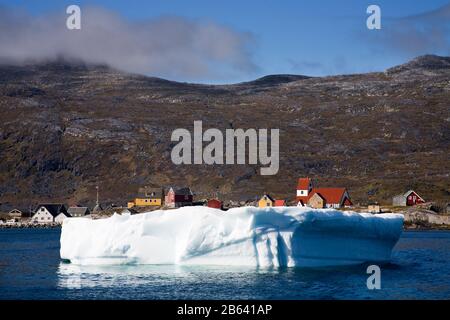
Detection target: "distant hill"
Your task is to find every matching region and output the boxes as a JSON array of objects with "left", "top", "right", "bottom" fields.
[
  {"left": 235, "top": 74, "right": 310, "bottom": 86},
  {"left": 0, "top": 55, "right": 449, "bottom": 210},
  {"left": 387, "top": 55, "right": 450, "bottom": 75}
]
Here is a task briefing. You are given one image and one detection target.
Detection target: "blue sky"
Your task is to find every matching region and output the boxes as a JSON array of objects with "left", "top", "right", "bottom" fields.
[{"left": 0, "top": 0, "right": 449, "bottom": 83}]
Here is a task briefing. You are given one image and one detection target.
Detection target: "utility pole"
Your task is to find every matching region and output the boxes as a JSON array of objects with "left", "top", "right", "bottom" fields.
[{"left": 96, "top": 185, "right": 99, "bottom": 207}]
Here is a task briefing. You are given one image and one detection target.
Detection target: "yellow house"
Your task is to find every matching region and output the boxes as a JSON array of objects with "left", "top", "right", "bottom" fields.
[
  {"left": 258, "top": 194, "right": 275, "bottom": 208},
  {"left": 128, "top": 187, "right": 163, "bottom": 208}
]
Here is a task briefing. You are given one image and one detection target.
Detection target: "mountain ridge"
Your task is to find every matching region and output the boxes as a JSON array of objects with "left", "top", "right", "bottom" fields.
[
  {"left": 2, "top": 54, "right": 449, "bottom": 86},
  {"left": 0, "top": 54, "right": 449, "bottom": 210}
]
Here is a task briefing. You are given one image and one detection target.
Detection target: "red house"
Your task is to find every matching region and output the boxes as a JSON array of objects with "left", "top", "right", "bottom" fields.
[
  {"left": 296, "top": 178, "right": 352, "bottom": 208},
  {"left": 207, "top": 199, "right": 223, "bottom": 209},
  {"left": 392, "top": 190, "right": 425, "bottom": 206},
  {"left": 165, "top": 187, "right": 193, "bottom": 208},
  {"left": 405, "top": 191, "right": 425, "bottom": 206},
  {"left": 274, "top": 200, "right": 286, "bottom": 207}
]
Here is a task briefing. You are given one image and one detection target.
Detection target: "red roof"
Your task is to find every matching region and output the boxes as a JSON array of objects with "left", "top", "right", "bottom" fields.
[
  {"left": 312, "top": 188, "right": 347, "bottom": 204},
  {"left": 297, "top": 178, "right": 311, "bottom": 190},
  {"left": 296, "top": 188, "right": 352, "bottom": 205},
  {"left": 274, "top": 200, "right": 286, "bottom": 206}
]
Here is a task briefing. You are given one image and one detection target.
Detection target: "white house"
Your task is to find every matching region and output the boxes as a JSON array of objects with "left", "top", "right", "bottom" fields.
[
  {"left": 67, "top": 206, "right": 90, "bottom": 217},
  {"left": 8, "top": 209, "right": 23, "bottom": 219},
  {"left": 5, "top": 219, "right": 16, "bottom": 226},
  {"left": 31, "top": 204, "right": 71, "bottom": 224}
]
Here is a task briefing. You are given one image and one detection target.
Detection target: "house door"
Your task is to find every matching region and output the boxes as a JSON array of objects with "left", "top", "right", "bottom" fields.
[{"left": 407, "top": 195, "right": 416, "bottom": 206}]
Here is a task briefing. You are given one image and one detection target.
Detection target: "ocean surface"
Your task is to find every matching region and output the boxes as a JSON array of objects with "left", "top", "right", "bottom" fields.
[{"left": 0, "top": 228, "right": 449, "bottom": 300}]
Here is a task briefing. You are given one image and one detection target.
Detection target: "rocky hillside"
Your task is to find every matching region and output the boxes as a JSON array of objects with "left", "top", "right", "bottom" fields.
[{"left": 0, "top": 55, "right": 449, "bottom": 210}]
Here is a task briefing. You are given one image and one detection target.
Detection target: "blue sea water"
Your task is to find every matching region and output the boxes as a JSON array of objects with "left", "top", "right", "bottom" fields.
[{"left": 0, "top": 228, "right": 449, "bottom": 300}]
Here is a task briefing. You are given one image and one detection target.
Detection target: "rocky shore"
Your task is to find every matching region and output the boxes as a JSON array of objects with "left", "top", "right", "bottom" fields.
[
  {"left": 403, "top": 211, "right": 450, "bottom": 230},
  {"left": 2, "top": 208, "right": 450, "bottom": 231},
  {"left": 0, "top": 222, "right": 61, "bottom": 229}
]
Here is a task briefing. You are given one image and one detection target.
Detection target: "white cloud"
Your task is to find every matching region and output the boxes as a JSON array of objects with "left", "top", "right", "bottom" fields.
[
  {"left": 373, "top": 3, "right": 450, "bottom": 56},
  {"left": 0, "top": 6, "right": 257, "bottom": 81}
]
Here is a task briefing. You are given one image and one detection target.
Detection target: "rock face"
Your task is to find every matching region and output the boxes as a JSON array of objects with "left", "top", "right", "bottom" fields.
[
  {"left": 403, "top": 207, "right": 450, "bottom": 228},
  {"left": 0, "top": 55, "right": 449, "bottom": 209}
]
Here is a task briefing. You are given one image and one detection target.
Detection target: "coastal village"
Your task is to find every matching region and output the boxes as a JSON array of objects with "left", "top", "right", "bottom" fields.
[{"left": 1, "top": 177, "right": 448, "bottom": 229}]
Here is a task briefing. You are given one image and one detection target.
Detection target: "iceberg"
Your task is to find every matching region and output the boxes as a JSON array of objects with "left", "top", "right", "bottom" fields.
[{"left": 60, "top": 206, "right": 403, "bottom": 267}]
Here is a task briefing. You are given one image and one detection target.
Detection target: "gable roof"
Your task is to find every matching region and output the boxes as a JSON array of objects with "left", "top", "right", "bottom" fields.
[
  {"left": 403, "top": 190, "right": 425, "bottom": 201},
  {"left": 297, "top": 178, "right": 311, "bottom": 190},
  {"left": 36, "top": 204, "right": 69, "bottom": 217},
  {"left": 310, "top": 188, "right": 348, "bottom": 205},
  {"left": 138, "top": 187, "right": 163, "bottom": 198},
  {"left": 67, "top": 207, "right": 90, "bottom": 216},
  {"left": 308, "top": 192, "right": 325, "bottom": 202},
  {"left": 261, "top": 194, "right": 275, "bottom": 202},
  {"left": 174, "top": 187, "right": 193, "bottom": 196}
]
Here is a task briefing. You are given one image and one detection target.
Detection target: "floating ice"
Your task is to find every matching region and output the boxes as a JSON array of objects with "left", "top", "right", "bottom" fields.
[{"left": 60, "top": 206, "right": 403, "bottom": 267}]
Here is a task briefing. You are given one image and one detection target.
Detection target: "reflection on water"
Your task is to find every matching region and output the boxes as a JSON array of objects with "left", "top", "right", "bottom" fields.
[
  {"left": 57, "top": 263, "right": 287, "bottom": 290},
  {"left": 57, "top": 261, "right": 376, "bottom": 300}
]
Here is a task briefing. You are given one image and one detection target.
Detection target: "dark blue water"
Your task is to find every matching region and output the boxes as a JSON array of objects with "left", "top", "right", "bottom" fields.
[{"left": 0, "top": 228, "right": 449, "bottom": 300}]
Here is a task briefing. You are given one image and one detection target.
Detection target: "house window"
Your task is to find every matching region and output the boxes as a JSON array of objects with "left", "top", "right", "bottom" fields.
[{"left": 41, "top": 207, "right": 45, "bottom": 212}]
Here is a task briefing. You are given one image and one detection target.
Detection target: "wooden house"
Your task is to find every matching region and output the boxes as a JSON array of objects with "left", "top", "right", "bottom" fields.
[
  {"left": 307, "top": 193, "right": 325, "bottom": 209},
  {"left": 165, "top": 187, "right": 194, "bottom": 208},
  {"left": 8, "top": 209, "right": 23, "bottom": 219},
  {"left": 31, "top": 204, "right": 70, "bottom": 224},
  {"left": 392, "top": 190, "right": 425, "bottom": 206},
  {"left": 368, "top": 204, "right": 381, "bottom": 213},
  {"left": 128, "top": 187, "right": 164, "bottom": 208},
  {"left": 258, "top": 194, "right": 275, "bottom": 208},
  {"left": 67, "top": 206, "right": 90, "bottom": 217},
  {"left": 296, "top": 177, "right": 353, "bottom": 208}
]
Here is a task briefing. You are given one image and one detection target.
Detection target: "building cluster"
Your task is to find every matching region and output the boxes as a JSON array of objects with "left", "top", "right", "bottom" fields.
[
  {"left": 1, "top": 178, "right": 430, "bottom": 226},
  {"left": 30, "top": 204, "right": 90, "bottom": 224},
  {"left": 126, "top": 178, "right": 354, "bottom": 212}
]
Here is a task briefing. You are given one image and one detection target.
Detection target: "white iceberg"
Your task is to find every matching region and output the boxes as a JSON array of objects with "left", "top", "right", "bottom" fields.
[{"left": 60, "top": 206, "right": 403, "bottom": 267}]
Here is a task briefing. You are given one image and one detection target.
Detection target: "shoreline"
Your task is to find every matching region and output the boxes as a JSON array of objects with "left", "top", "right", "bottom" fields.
[
  {"left": 403, "top": 223, "right": 450, "bottom": 231},
  {"left": 1, "top": 224, "right": 449, "bottom": 231},
  {"left": 0, "top": 224, "right": 61, "bottom": 229}
]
